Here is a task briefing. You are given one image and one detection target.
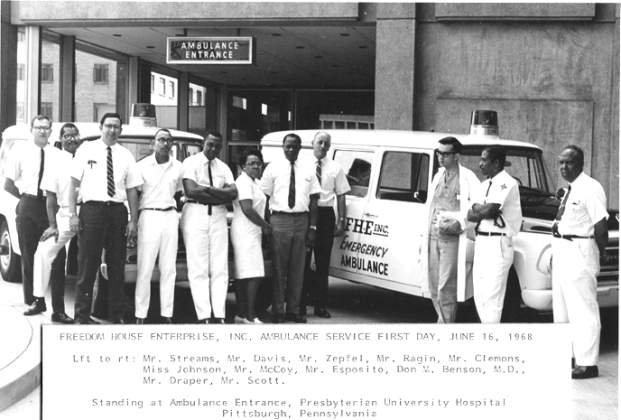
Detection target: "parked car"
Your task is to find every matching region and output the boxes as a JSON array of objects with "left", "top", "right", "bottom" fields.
[{"left": 259, "top": 111, "right": 619, "bottom": 320}]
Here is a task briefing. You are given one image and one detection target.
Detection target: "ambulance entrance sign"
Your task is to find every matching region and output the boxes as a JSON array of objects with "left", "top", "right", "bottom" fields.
[{"left": 167, "top": 37, "right": 255, "bottom": 65}]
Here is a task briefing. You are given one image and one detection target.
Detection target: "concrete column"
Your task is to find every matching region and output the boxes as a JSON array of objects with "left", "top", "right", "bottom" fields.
[
  {"left": 177, "top": 72, "right": 189, "bottom": 132},
  {"left": 374, "top": 4, "right": 417, "bottom": 130},
  {"left": 128, "top": 56, "right": 140, "bottom": 108},
  {"left": 218, "top": 85, "right": 228, "bottom": 162},
  {"left": 1, "top": 3, "right": 17, "bottom": 132},
  {"left": 59, "top": 36, "right": 75, "bottom": 122},
  {"left": 26, "top": 26, "right": 41, "bottom": 122}
]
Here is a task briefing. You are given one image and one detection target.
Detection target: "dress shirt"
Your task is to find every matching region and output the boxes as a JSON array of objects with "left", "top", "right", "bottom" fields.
[
  {"left": 557, "top": 172, "right": 608, "bottom": 236},
  {"left": 71, "top": 139, "right": 142, "bottom": 203},
  {"left": 137, "top": 154, "right": 184, "bottom": 210},
  {"left": 305, "top": 156, "right": 350, "bottom": 207},
  {"left": 474, "top": 169, "right": 522, "bottom": 237},
  {"left": 182, "top": 153, "right": 235, "bottom": 209},
  {"left": 40, "top": 149, "right": 76, "bottom": 210},
  {"left": 4, "top": 141, "right": 59, "bottom": 196},
  {"left": 260, "top": 157, "right": 321, "bottom": 212}
]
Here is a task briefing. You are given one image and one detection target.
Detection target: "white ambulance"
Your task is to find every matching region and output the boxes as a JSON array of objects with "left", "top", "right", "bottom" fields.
[{"left": 260, "top": 111, "right": 619, "bottom": 319}]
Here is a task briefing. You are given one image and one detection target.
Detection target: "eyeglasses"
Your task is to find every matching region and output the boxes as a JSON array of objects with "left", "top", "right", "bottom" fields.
[
  {"left": 156, "top": 138, "right": 174, "bottom": 145},
  {"left": 33, "top": 126, "right": 51, "bottom": 131},
  {"left": 436, "top": 151, "right": 456, "bottom": 158},
  {"left": 103, "top": 124, "right": 121, "bottom": 130}
]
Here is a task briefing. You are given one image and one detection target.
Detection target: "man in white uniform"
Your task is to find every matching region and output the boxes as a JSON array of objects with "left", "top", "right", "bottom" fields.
[
  {"left": 552, "top": 145, "right": 609, "bottom": 379},
  {"left": 181, "top": 130, "right": 237, "bottom": 324},
  {"left": 301, "top": 132, "right": 350, "bottom": 319},
  {"left": 135, "top": 129, "right": 184, "bottom": 324},
  {"left": 27, "top": 123, "right": 82, "bottom": 323},
  {"left": 467, "top": 146, "right": 522, "bottom": 323}
]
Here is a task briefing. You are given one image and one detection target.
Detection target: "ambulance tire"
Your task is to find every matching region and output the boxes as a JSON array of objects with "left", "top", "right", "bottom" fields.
[
  {"left": 0, "top": 220, "right": 22, "bottom": 283},
  {"left": 501, "top": 267, "right": 524, "bottom": 323}
]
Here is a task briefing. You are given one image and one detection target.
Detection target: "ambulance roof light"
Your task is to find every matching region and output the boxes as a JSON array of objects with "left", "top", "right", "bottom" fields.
[
  {"left": 130, "top": 103, "right": 157, "bottom": 127},
  {"left": 469, "top": 110, "right": 499, "bottom": 138}
]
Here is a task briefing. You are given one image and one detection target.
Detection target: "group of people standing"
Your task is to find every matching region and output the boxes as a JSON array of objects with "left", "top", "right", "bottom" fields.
[{"left": 428, "top": 136, "right": 609, "bottom": 379}]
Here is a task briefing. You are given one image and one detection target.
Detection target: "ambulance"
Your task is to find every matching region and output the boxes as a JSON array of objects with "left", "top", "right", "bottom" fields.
[{"left": 259, "top": 111, "right": 619, "bottom": 319}]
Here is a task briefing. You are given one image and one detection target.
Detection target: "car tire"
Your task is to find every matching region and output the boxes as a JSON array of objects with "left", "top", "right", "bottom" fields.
[{"left": 0, "top": 220, "right": 22, "bottom": 283}]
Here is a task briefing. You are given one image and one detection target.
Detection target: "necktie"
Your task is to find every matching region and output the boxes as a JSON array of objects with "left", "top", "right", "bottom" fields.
[
  {"left": 207, "top": 160, "right": 213, "bottom": 216},
  {"left": 552, "top": 185, "right": 571, "bottom": 236},
  {"left": 288, "top": 162, "right": 296, "bottom": 209},
  {"left": 475, "top": 180, "right": 492, "bottom": 233},
  {"left": 316, "top": 159, "right": 322, "bottom": 185},
  {"left": 37, "top": 148, "right": 45, "bottom": 198},
  {"left": 106, "top": 146, "right": 115, "bottom": 198}
]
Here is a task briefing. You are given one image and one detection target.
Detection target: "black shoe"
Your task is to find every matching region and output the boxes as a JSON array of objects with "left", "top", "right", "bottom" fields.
[
  {"left": 51, "top": 312, "right": 74, "bottom": 324},
  {"left": 135, "top": 318, "right": 145, "bottom": 325},
  {"left": 314, "top": 307, "right": 331, "bottom": 318},
  {"left": 572, "top": 365, "right": 599, "bottom": 379},
  {"left": 76, "top": 318, "right": 100, "bottom": 325},
  {"left": 572, "top": 357, "right": 575, "bottom": 368},
  {"left": 272, "top": 314, "right": 285, "bottom": 324},
  {"left": 285, "top": 313, "right": 307, "bottom": 324},
  {"left": 24, "top": 298, "right": 46, "bottom": 316},
  {"left": 299, "top": 305, "right": 307, "bottom": 316},
  {"left": 161, "top": 317, "right": 173, "bottom": 324},
  {"left": 208, "top": 317, "right": 226, "bottom": 324},
  {"left": 114, "top": 319, "right": 125, "bottom": 324}
]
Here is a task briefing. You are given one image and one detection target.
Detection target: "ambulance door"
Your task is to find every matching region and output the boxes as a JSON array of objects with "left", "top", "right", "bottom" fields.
[
  {"left": 329, "top": 148, "right": 376, "bottom": 281},
  {"left": 356, "top": 149, "right": 432, "bottom": 296}
]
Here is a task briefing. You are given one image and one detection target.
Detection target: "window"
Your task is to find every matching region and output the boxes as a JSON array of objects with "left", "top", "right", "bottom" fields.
[
  {"left": 196, "top": 90, "right": 202, "bottom": 105},
  {"left": 151, "top": 75, "right": 154, "bottom": 93},
  {"left": 41, "top": 64, "right": 53, "bottom": 82},
  {"left": 333, "top": 149, "right": 374, "bottom": 198},
  {"left": 40, "top": 102, "right": 53, "bottom": 117},
  {"left": 377, "top": 151, "right": 430, "bottom": 203},
  {"left": 93, "top": 64, "right": 109, "bottom": 83},
  {"left": 17, "top": 64, "right": 25, "bottom": 81},
  {"left": 16, "top": 103, "right": 25, "bottom": 122},
  {"left": 159, "top": 78, "right": 166, "bottom": 96},
  {"left": 169, "top": 81, "right": 175, "bottom": 99}
]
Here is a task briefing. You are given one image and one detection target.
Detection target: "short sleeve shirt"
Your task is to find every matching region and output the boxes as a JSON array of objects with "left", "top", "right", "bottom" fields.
[
  {"left": 40, "top": 149, "right": 75, "bottom": 207},
  {"left": 259, "top": 157, "right": 322, "bottom": 212},
  {"left": 558, "top": 172, "right": 608, "bottom": 237},
  {"left": 474, "top": 170, "right": 522, "bottom": 237},
  {"left": 70, "top": 139, "right": 143, "bottom": 203},
  {"left": 232, "top": 171, "right": 267, "bottom": 234},
  {"left": 4, "top": 141, "right": 59, "bottom": 196},
  {"left": 306, "top": 156, "right": 351, "bottom": 207},
  {"left": 137, "top": 154, "right": 184, "bottom": 210},
  {"left": 182, "top": 153, "right": 235, "bottom": 209}
]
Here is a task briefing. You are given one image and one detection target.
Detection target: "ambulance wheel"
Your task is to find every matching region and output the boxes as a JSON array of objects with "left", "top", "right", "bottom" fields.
[{"left": 0, "top": 220, "right": 22, "bottom": 283}]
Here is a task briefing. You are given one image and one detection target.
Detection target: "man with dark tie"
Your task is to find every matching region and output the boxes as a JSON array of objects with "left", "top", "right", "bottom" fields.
[
  {"left": 4, "top": 115, "right": 65, "bottom": 314},
  {"left": 301, "top": 132, "right": 350, "bottom": 319},
  {"left": 552, "top": 145, "right": 609, "bottom": 379},
  {"left": 27, "top": 123, "right": 83, "bottom": 323},
  {"left": 260, "top": 133, "right": 321, "bottom": 323},
  {"left": 181, "top": 130, "right": 237, "bottom": 324},
  {"left": 68, "top": 113, "right": 142, "bottom": 324}
]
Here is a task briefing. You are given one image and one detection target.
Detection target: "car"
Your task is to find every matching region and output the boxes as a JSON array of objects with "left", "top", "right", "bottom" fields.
[{"left": 259, "top": 111, "right": 619, "bottom": 320}]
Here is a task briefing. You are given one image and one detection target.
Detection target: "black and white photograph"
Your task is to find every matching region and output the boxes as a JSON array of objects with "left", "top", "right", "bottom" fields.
[{"left": 0, "top": 1, "right": 618, "bottom": 419}]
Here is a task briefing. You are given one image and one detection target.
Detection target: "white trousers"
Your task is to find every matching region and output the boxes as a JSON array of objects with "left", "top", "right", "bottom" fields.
[
  {"left": 180, "top": 203, "right": 229, "bottom": 320},
  {"left": 135, "top": 210, "right": 179, "bottom": 318},
  {"left": 552, "top": 238, "right": 601, "bottom": 366},
  {"left": 473, "top": 235, "right": 514, "bottom": 323},
  {"left": 33, "top": 214, "right": 75, "bottom": 297}
]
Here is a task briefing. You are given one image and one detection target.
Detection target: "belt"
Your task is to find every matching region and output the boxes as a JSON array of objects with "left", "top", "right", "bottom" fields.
[
  {"left": 186, "top": 199, "right": 207, "bottom": 206},
  {"left": 476, "top": 231, "right": 507, "bottom": 237},
  {"left": 22, "top": 193, "right": 46, "bottom": 200},
  {"left": 83, "top": 200, "right": 125, "bottom": 207},
  {"left": 141, "top": 207, "right": 176, "bottom": 212},
  {"left": 553, "top": 233, "right": 594, "bottom": 241},
  {"left": 272, "top": 211, "right": 308, "bottom": 217}
]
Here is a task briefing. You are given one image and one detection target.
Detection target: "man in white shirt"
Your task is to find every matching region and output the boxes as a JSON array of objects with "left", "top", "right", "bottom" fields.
[
  {"left": 134, "top": 129, "right": 184, "bottom": 324},
  {"left": 260, "top": 133, "right": 321, "bottom": 323},
  {"left": 301, "top": 132, "right": 350, "bottom": 319},
  {"left": 467, "top": 146, "right": 522, "bottom": 323},
  {"left": 68, "top": 112, "right": 142, "bottom": 324},
  {"left": 552, "top": 145, "right": 609, "bottom": 380},
  {"left": 27, "top": 124, "right": 82, "bottom": 323},
  {"left": 4, "top": 115, "right": 65, "bottom": 313},
  {"left": 181, "top": 130, "right": 237, "bottom": 324}
]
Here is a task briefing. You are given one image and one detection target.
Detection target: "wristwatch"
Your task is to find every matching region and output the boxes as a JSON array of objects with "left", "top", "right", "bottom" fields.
[{"left": 309, "top": 225, "right": 317, "bottom": 230}]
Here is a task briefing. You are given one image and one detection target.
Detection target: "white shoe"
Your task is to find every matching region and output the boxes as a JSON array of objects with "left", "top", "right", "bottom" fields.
[
  {"left": 235, "top": 316, "right": 245, "bottom": 324},
  {"left": 244, "top": 318, "right": 263, "bottom": 325}
]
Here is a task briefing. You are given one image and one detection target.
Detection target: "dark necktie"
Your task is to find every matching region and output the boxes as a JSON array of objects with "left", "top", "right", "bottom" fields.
[
  {"left": 288, "top": 162, "right": 296, "bottom": 209},
  {"left": 552, "top": 185, "right": 571, "bottom": 236},
  {"left": 208, "top": 160, "right": 213, "bottom": 216},
  {"left": 475, "top": 180, "right": 492, "bottom": 233},
  {"left": 316, "top": 159, "right": 322, "bottom": 185},
  {"left": 37, "top": 148, "right": 45, "bottom": 198},
  {"left": 106, "top": 146, "right": 115, "bottom": 197}
]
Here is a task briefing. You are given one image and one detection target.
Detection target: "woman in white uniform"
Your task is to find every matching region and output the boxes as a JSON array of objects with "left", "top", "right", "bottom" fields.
[{"left": 231, "top": 149, "right": 272, "bottom": 324}]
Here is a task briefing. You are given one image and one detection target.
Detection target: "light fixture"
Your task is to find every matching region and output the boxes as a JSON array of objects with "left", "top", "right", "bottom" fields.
[{"left": 295, "top": 46, "right": 305, "bottom": 49}]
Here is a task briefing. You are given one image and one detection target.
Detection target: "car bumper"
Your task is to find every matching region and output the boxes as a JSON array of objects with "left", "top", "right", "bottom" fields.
[{"left": 522, "top": 285, "right": 619, "bottom": 312}]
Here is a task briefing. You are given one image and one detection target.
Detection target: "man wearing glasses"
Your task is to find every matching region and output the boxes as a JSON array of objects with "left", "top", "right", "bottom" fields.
[
  {"left": 68, "top": 113, "right": 142, "bottom": 324},
  {"left": 428, "top": 137, "right": 480, "bottom": 323},
  {"left": 467, "top": 146, "right": 522, "bottom": 323},
  {"left": 26, "top": 124, "right": 83, "bottom": 323},
  {"left": 134, "top": 129, "right": 184, "bottom": 324},
  {"left": 4, "top": 115, "right": 65, "bottom": 314}
]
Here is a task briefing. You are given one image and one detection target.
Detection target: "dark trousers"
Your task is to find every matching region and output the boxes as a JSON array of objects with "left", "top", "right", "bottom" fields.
[
  {"left": 16, "top": 195, "right": 66, "bottom": 309},
  {"left": 302, "top": 207, "right": 335, "bottom": 309},
  {"left": 74, "top": 202, "right": 127, "bottom": 323}
]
